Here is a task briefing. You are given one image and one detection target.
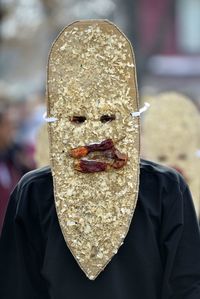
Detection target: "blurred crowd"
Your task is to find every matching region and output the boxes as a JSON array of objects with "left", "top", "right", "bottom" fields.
[{"left": 0, "top": 92, "right": 45, "bottom": 232}]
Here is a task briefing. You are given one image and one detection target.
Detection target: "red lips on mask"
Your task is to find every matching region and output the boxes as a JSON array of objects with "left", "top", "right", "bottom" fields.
[{"left": 69, "top": 139, "right": 128, "bottom": 173}]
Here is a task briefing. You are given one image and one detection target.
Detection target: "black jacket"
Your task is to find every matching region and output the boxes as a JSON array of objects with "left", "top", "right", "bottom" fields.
[{"left": 0, "top": 160, "right": 200, "bottom": 299}]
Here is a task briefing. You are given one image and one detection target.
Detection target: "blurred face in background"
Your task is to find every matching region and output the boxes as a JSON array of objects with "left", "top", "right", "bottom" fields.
[{"left": 141, "top": 93, "right": 200, "bottom": 218}]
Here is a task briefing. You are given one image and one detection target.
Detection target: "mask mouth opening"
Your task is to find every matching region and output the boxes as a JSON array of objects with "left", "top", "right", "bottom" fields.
[{"left": 69, "top": 138, "right": 128, "bottom": 173}]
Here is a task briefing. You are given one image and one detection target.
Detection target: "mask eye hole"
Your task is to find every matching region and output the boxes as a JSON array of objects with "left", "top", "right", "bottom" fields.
[
  {"left": 100, "top": 114, "right": 116, "bottom": 123},
  {"left": 177, "top": 153, "right": 187, "bottom": 160},
  {"left": 70, "top": 116, "right": 86, "bottom": 124},
  {"left": 157, "top": 155, "right": 167, "bottom": 162}
]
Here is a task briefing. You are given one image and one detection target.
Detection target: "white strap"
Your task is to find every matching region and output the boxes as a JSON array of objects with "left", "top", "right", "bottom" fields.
[
  {"left": 43, "top": 102, "right": 150, "bottom": 122},
  {"left": 43, "top": 112, "right": 58, "bottom": 123},
  {"left": 196, "top": 150, "right": 200, "bottom": 157},
  {"left": 131, "top": 102, "right": 150, "bottom": 117}
]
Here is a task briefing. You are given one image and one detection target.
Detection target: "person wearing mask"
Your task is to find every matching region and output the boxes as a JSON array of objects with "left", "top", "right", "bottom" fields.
[{"left": 0, "top": 20, "right": 200, "bottom": 299}]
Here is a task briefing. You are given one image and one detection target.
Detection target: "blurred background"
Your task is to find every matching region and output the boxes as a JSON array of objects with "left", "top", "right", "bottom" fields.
[
  {"left": 1, "top": 0, "right": 200, "bottom": 229},
  {"left": 1, "top": 0, "right": 200, "bottom": 100}
]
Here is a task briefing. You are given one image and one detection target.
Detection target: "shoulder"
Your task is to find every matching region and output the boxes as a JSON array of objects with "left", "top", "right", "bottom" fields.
[
  {"left": 140, "top": 159, "right": 187, "bottom": 194},
  {"left": 139, "top": 160, "right": 189, "bottom": 224},
  {"left": 17, "top": 166, "right": 53, "bottom": 191},
  {"left": 14, "top": 166, "right": 53, "bottom": 208},
  {"left": 11, "top": 166, "right": 53, "bottom": 219}
]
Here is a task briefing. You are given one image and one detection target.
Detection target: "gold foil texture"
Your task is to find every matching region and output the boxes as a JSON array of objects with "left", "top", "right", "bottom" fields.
[{"left": 47, "top": 20, "right": 140, "bottom": 279}]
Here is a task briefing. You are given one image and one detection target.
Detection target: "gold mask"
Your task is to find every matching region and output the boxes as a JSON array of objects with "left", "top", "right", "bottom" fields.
[{"left": 47, "top": 20, "right": 140, "bottom": 279}]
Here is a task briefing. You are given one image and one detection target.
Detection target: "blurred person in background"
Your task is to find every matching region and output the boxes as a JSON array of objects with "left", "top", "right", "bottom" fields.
[
  {"left": 0, "top": 98, "right": 35, "bottom": 234},
  {"left": 141, "top": 92, "right": 200, "bottom": 220},
  {"left": 15, "top": 92, "right": 46, "bottom": 149}
]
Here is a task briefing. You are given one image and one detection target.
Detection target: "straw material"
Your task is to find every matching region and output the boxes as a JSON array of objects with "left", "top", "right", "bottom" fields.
[
  {"left": 47, "top": 20, "right": 140, "bottom": 279},
  {"left": 142, "top": 92, "right": 200, "bottom": 218}
]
